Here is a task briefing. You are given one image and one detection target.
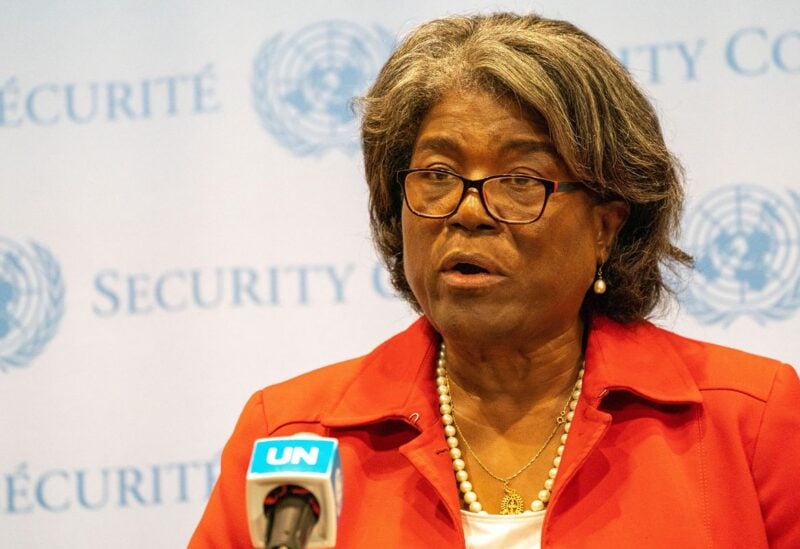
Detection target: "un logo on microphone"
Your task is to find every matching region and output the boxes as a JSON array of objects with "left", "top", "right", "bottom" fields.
[
  {"left": 681, "top": 185, "right": 800, "bottom": 325},
  {"left": 0, "top": 238, "right": 64, "bottom": 371},
  {"left": 252, "top": 20, "right": 394, "bottom": 156}
]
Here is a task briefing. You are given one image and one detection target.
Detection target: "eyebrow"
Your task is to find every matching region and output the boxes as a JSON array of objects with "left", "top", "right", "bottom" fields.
[
  {"left": 498, "top": 138, "right": 558, "bottom": 157},
  {"left": 413, "top": 136, "right": 558, "bottom": 158},
  {"left": 413, "top": 136, "right": 462, "bottom": 157}
]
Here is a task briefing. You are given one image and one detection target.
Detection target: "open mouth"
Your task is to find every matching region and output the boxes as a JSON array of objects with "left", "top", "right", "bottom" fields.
[{"left": 452, "top": 262, "right": 490, "bottom": 275}]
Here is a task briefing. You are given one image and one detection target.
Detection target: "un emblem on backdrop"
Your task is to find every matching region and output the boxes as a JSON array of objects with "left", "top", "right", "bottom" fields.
[
  {"left": 252, "top": 20, "right": 394, "bottom": 156},
  {"left": 0, "top": 238, "right": 64, "bottom": 371},
  {"left": 681, "top": 185, "right": 800, "bottom": 326}
]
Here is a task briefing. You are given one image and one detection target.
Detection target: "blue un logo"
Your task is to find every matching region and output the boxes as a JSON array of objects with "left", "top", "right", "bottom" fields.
[
  {"left": 681, "top": 185, "right": 800, "bottom": 325},
  {"left": 0, "top": 238, "right": 64, "bottom": 371},
  {"left": 252, "top": 20, "right": 394, "bottom": 156}
]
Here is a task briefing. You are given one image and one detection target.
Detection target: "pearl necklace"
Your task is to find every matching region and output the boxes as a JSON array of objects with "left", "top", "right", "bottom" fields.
[{"left": 436, "top": 342, "right": 584, "bottom": 514}]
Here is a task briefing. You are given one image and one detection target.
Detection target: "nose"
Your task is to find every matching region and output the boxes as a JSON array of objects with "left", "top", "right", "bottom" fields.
[{"left": 446, "top": 187, "right": 499, "bottom": 232}]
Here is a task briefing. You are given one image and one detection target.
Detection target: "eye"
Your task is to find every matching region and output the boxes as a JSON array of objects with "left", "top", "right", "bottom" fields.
[
  {"left": 498, "top": 175, "right": 537, "bottom": 188},
  {"left": 419, "top": 170, "right": 458, "bottom": 183}
]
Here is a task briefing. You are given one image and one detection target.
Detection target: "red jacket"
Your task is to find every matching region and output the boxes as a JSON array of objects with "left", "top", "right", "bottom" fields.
[{"left": 190, "top": 316, "right": 800, "bottom": 548}]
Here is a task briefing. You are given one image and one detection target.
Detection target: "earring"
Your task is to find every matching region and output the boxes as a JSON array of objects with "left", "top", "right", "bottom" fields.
[{"left": 593, "top": 265, "right": 607, "bottom": 295}]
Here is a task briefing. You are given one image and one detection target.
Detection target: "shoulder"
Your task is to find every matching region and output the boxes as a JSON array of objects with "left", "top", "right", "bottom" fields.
[
  {"left": 250, "top": 316, "right": 438, "bottom": 434},
  {"left": 256, "top": 356, "right": 367, "bottom": 431},
  {"left": 588, "top": 315, "right": 796, "bottom": 405},
  {"left": 645, "top": 322, "right": 793, "bottom": 402}
]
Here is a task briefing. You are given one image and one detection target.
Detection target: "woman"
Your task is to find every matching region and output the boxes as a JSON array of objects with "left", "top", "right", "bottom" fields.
[{"left": 191, "top": 13, "right": 800, "bottom": 548}]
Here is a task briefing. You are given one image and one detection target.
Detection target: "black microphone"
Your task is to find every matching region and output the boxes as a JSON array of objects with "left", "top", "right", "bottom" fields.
[{"left": 263, "top": 485, "right": 320, "bottom": 549}]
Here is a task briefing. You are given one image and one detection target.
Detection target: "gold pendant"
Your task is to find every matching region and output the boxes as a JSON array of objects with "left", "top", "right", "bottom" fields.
[{"left": 500, "top": 483, "right": 524, "bottom": 515}]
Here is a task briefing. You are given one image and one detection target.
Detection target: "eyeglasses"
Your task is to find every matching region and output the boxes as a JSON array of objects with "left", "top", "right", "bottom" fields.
[{"left": 397, "top": 168, "right": 585, "bottom": 224}]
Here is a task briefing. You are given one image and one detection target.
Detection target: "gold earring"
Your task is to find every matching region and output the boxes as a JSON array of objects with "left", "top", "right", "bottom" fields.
[{"left": 593, "top": 265, "right": 607, "bottom": 295}]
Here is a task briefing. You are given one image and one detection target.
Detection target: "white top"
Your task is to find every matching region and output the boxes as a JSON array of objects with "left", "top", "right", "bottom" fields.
[{"left": 461, "top": 510, "right": 545, "bottom": 549}]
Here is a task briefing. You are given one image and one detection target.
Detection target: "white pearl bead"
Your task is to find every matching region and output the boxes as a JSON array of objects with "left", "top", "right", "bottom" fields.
[
  {"left": 437, "top": 385, "right": 449, "bottom": 395},
  {"left": 449, "top": 447, "right": 462, "bottom": 460},
  {"left": 463, "top": 491, "right": 477, "bottom": 504},
  {"left": 560, "top": 433, "right": 568, "bottom": 444},
  {"left": 575, "top": 378, "right": 583, "bottom": 389},
  {"left": 593, "top": 278, "right": 606, "bottom": 294},
  {"left": 444, "top": 424, "right": 456, "bottom": 437},
  {"left": 553, "top": 455, "right": 561, "bottom": 467},
  {"left": 441, "top": 414, "right": 454, "bottom": 426},
  {"left": 436, "top": 367, "right": 446, "bottom": 376},
  {"left": 569, "top": 399, "right": 578, "bottom": 410},
  {"left": 446, "top": 436, "right": 459, "bottom": 448},
  {"left": 455, "top": 470, "right": 468, "bottom": 483},
  {"left": 459, "top": 481, "right": 473, "bottom": 493},
  {"left": 453, "top": 459, "right": 465, "bottom": 471},
  {"left": 556, "top": 445, "right": 564, "bottom": 456},
  {"left": 578, "top": 369, "right": 584, "bottom": 378},
  {"left": 531, "top": 499, "right": 545, "bottom": 511},
  {"left": 544, "top": 478, "right": 554, "bottom": 491},
  {"left": 439, "top": 394, "right": 451, "bottom": 404},
  {"left": 440, "top": 404, "right": 452, "bottom": 415},
  {"left": 548, "top": 467, "right": 558, "bottom": 479},
  {"left": 538, "top": 489, "right": 551, "bottom": 502},
  {"left": 564, "top": 422, "right": 571, "bottom": 433},
  {"left": 436, "top": 376, "right": 447, "bottom": 386},
  {"left": 469, "top": 501, "right": 483, "bottom": 513},
  {"left": 566, "top": 411, "right": 574, "bottom": 422}
]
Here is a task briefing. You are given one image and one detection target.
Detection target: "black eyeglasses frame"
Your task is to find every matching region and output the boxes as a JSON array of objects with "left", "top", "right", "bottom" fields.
[{"left": 396, "top": 168, "right": 586, "bottom": 224}]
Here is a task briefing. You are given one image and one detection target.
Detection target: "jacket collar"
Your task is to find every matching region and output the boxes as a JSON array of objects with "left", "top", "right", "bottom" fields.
[
  {"left": 582, "top": 316, "right": 703, "bottom": 406},
  {"left": 321, "top": 317, "right": 441, "bottom": 430},
  {"left": 321, "top": 315, "right": 702, "bottom": 429}
]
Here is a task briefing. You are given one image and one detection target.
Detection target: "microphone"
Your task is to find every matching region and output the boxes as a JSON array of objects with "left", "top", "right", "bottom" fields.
[{"left": 246, "top": 434, "right": 343, "bottom": 549}]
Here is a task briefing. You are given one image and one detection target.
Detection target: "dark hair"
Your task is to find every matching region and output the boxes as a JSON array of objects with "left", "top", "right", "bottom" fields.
[{"left": 359, "top": 13, "right": 691, "bottom": 322}]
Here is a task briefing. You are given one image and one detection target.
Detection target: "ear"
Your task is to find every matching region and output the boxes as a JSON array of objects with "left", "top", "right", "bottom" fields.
[{"left": 592, "top": 200, "right": 629, "bottom": 263}]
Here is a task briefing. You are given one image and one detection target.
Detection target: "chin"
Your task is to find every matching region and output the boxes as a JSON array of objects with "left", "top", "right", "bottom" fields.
[{"left": 428, "top": 301, "right": 529, "bottom": 343}]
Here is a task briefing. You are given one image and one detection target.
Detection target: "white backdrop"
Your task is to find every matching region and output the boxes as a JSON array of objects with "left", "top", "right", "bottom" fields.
[{"left": 1, "top": 1, "right": 799, "bottom": 547}]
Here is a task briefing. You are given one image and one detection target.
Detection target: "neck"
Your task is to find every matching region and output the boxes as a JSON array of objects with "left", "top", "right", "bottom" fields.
[{"left": 441, "top": 319, "right": 584, "bottom": 428}]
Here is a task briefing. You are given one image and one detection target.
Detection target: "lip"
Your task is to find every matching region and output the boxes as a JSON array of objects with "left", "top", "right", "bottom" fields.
[
  {"left": 440, "top": 252, "right": 504, "bottom": 274},
  {"left": 439, "top": 251, "right": 506, "bottom": 289}
]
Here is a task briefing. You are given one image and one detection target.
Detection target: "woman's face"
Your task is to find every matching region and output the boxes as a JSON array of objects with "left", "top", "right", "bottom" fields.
[{"left": 401, "top": 89, "right": 627, "bottom": 345}]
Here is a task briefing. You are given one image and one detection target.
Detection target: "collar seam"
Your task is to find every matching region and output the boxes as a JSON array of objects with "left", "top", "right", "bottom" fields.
[{"left": 322, "top": 327, "right": 438, "bottom": 427}]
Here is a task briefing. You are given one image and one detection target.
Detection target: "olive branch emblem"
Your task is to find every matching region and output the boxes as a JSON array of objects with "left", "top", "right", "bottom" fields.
[
  {"left": 0, "top": 241, "right": 65, "bottom": 371},
  {"left": 681, "top": 187, "right": 800, "bottom": 326}
]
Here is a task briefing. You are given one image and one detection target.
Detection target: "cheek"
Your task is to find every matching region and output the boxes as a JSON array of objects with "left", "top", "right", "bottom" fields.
[
  {"left": 401, "top": 207, "right": 427, "bottom": 294},
  {"left": 401, "top": 207, "right": 445, "bottom": 316},
  {"left": 518, "top": 206, "right": 598, "bottom": 286},
  {"left": 560, "top": 219, "right": 602, "bottom": 287}
]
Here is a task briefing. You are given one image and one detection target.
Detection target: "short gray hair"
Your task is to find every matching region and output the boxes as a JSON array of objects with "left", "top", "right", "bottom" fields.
[{"left": 359, "top": 12, "right": 691, "bottom": 322}]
